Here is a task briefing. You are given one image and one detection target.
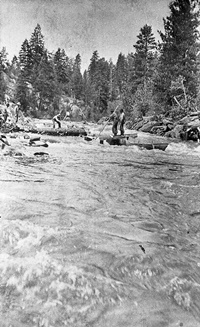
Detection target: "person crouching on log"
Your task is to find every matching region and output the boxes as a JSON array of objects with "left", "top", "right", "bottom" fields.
[{"left": 52, "top": 113, "right": 61, "bottom": 128}]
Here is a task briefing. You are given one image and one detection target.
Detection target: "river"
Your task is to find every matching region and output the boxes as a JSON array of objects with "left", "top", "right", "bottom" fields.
[{"left": 0, "top": 129, "right": 200, "bottom": 327}]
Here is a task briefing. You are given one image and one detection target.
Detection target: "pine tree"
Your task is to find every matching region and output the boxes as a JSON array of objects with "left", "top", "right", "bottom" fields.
[
  {"left": 126, "top": 52, "right": 135, "bottom": 87},
  {"left": 19, "top": 39, "right": 33, "bottom": 79},
  {"left": 10, "top": 55, "right": 20, "bottom": 75},
  {"left": 96, "top": 57, "right": 110, "bottom": 114},
  {"left": 16, "top": 25, "right": 46, "bottom": 112},
  {"left": 54, "top": 48, "right": 69, "bottom": 84},
  {"left": 15, "top": 75, "right": 31, "bottom": 112},
  {"left": 87, "top": 51, "right": 99, "bottom": 118},
  {"left": 133, "top": 24, "right": 157, "bottom": 87},
  {"left": 116, "top": 53, "right": 128, "bottom": 94},
  {"left": 82, "top": 70, "right": 91, "bottom": 107},
  {"left": 88, "top": 50, "right": 99, "bottom": 84},
  {"left": 70, "top": 54, "right": 83, "bottom": 99},
  {"left": 54, "top": 48, "right": 74, "bottom": 97},
  {"left": 123, "top": 25, "right": 157, "bottom": 117},
  {"left": 88, "top": 52, "right": 110, "bottom": 117},
  {"left": 0, "top": 47, "right": 9, "bottom": 73},
  {"left": 121, "top": 52, "right": 138, "bottom": 117},
  {"left": 157, "top": 0, "right": 200, "bottom": 109},
  {"left": 29, "top": 24, "right": 46, "bottom": 88},
  {"left": 0, "top": 48, "right": 8, "bottom": 102},
  {"left": 33, "top": 51, "right": 58, "bottom": 114},
  {"left": 16, "top": 39, "right": 33, "bottom": 111},
  {"left": 29, "top": 24, "right": 45, "bottom": 66},
  {"left": 108, "top": 59, "right": 117, "bottom": 101},
  {"left": 0, "top": 70, "right": 6, "bottom": 103}
]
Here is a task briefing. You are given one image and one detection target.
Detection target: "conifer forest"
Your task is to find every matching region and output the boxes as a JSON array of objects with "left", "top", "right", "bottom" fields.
[{"left": 0, "top": 0, "right": 200, "bottom": 122}]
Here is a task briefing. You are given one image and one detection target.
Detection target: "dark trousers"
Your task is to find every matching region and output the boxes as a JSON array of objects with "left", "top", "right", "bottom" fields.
[
  {"left": 53, "top": 118, "right": 61, "bottom": 128},
  {"left": 120, "top": 122, "right": 125, "bottom": 135},
  {"left": 112, "top": 121, "right": 118, "bottom": 136}
]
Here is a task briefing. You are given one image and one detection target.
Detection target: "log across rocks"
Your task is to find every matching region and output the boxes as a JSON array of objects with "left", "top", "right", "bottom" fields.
[{"left": 18, "top": 126, "right": 87, "bottom": 137}]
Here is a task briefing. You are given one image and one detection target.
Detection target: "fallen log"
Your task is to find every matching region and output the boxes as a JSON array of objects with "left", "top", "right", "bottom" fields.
[{"left": 18, "top": 126, "right": 87, "bottom": 136}]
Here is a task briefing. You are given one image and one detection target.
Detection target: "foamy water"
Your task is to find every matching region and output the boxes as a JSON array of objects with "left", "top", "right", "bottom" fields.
[{"left": 0, "top": 131, "right": 200, "bottom": 327}]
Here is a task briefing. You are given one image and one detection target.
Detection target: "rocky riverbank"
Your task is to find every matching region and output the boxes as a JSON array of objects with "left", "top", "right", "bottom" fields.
[{"left": 126, "top": 112, "right": 200, "bottom": 142}]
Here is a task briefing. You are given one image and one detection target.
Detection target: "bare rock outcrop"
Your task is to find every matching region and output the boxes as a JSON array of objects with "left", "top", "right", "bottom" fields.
[{"left": 131, "top": 111, "right": 200, "bottom": 142}]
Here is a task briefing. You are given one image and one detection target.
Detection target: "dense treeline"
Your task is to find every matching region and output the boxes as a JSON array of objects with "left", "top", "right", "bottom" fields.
[{"left": 0, "top": 0, "right": 200, "bottom": 121}]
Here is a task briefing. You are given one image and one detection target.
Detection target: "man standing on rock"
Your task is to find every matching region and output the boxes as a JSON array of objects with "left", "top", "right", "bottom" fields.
[
  {"left": 119, "top": 108, "right": 125, "bottom": 135},
  {"left": 109, "top": 108, "right": 119, "bottom": 136}
]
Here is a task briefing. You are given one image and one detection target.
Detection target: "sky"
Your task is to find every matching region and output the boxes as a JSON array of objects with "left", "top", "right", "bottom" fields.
[{"left": 0, "top": 0, "right": 171, "bottom": 71}]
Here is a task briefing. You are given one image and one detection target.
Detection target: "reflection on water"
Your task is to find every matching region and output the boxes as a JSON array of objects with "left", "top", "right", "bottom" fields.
[{"left": 0, "top": 136, "right": 200, "bottom": 326}]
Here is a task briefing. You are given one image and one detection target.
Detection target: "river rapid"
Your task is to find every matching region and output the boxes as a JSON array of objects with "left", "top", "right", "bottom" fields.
[{"left": 0, "top": 128, "right": 200, "bottom": 327}]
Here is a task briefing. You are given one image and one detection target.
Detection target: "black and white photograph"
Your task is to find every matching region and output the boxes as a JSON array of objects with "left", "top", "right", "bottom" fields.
[{"left": 0, "top": 0, "right": 200, "bottom": 326}]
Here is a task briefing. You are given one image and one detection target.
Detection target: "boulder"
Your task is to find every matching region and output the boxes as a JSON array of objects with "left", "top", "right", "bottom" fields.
[
  {"left": 70, "top": 105, "right": 85, "bottom": 120},
  {"left": 133, "top": 120, "right": 145, "bottom": 130},
  {"left": 165, "top": 124, "right": 183, "bottom": 139},
  {"left": 140, "top": 121, "right": 161, "bottom": 133},
  {"left": 125, "top": 120, "right": 134, "bottom": 129},
  {"left": 150, "top": 125, "right": 167, "bottom": 136}
]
